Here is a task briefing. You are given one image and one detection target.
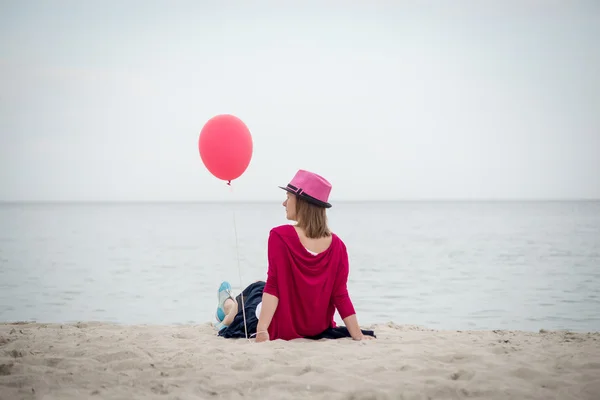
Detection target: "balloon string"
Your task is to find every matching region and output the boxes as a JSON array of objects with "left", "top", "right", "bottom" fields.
[{"left": 229, "top": 183, "right": 248, "bottom": 340}]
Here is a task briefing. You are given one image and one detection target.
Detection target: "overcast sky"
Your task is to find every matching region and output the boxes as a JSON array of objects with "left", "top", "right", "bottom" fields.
[{"left": 1, "top": 1, "right": 598, "bottom": 202}]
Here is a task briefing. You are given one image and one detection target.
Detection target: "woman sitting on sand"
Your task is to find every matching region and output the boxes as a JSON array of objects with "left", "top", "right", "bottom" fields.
[{"left": 214, "top": 170, "right": 374, "bottom": 342}]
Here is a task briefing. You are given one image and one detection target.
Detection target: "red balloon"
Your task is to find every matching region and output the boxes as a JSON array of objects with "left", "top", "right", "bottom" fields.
[{"left": 198, "top": 114, "right": 253, "bottom": 182}]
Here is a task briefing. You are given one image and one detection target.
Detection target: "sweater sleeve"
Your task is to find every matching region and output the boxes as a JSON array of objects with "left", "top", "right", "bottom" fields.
[
  {"left": 332, "top": 243, "right": 356, "bottom": 319},
  {"left": 263, "top": 230, "right": 282, "bottom": 298}
]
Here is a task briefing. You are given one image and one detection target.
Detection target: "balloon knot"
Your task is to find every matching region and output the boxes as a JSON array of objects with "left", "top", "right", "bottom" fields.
[{"left": 227, "top": 180, "right": 231, "bottom": 186}]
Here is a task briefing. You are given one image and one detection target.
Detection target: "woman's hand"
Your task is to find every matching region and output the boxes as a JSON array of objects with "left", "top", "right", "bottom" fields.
[
  {"left": 255, "top": 292, "right": 278, "bottom": 343},
  {"left": 356, "top": 334, "right": 375, "bottom": 341},
  {"left": 343, "top": 314, "right": 374, "bottom": 341},
  {"left": 255, "top": 330, "right": 270, "bottom": 343}
]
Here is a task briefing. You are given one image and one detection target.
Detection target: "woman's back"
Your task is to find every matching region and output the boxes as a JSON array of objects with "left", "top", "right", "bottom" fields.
[{"left": 263, "top": 224, "right": 355, "bottom": 340}]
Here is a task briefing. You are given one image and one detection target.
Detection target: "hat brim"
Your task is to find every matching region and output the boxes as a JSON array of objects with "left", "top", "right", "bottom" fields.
[{"left": 279, "top": 186, "right": 332, "bottom": 208}]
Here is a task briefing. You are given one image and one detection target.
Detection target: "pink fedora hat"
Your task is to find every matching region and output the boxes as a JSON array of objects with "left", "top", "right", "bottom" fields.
[{"left": 279, "top": 169, "right": 332, "bottom": 208}]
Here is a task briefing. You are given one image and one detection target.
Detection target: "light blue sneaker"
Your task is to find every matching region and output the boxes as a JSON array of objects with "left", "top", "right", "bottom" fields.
[
  {"left": 214, "top": 321, "right": 227, "bottom": 331},
  {"left": 215, "top": 281, "right": 234, "bottom": 324}
]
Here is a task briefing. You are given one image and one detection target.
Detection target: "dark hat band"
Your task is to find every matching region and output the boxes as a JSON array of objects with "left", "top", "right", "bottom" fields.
[{"left": 280, "top": 184, "right": 332, "bottom": 208}]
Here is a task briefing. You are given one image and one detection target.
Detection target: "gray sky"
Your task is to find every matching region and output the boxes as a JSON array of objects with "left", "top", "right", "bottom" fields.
[{"left": 1, "top": 1, "right": 599, "bottom": 202}]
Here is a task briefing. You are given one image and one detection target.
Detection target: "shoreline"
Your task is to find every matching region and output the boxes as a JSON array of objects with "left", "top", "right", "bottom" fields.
[
  {"left": 2, "top": 319, "right": 599, "bottom": 334},
  {"left": 1, "top": 322, "right": 599, "bottom": 399}
]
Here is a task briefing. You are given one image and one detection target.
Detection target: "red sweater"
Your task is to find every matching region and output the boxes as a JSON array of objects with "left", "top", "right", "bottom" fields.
[{"left": 263, "top": 224, "right": 356, "bottom": 340}]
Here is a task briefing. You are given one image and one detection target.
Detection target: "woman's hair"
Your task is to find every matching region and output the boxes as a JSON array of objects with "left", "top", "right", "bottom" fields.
[{"left": 295, "top": 197, "right": 331, "bottom": 239}]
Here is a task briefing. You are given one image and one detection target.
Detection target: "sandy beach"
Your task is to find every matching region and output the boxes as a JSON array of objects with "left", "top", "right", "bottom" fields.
[{"left": 0, "top": 322, "right": 598, "bottom": 400}]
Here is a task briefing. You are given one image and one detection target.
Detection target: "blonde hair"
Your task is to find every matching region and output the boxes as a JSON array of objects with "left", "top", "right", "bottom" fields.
[{"left": 295, "top": 197, "right": 331, "bottom": 239}]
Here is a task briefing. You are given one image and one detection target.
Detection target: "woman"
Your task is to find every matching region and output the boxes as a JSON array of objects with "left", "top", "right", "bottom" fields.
[{"left": 216, "top": 170, "right": 374, "bottom": 342}]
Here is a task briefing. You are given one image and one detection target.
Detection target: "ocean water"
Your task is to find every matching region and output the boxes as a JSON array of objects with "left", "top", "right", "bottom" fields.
[{"left": 0, "top": 201, "right": 599, "bottom": 332}]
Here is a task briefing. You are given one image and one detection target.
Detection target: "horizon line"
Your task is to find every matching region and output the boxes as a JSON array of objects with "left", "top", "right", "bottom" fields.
[{"left": 1, "top": 198, "right": 599, "bottom": 204}]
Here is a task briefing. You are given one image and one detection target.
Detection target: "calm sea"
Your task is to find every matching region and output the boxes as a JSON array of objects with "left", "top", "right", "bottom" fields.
[{"left": 0, "top": 201, "right": 599, "bottom": 332}]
